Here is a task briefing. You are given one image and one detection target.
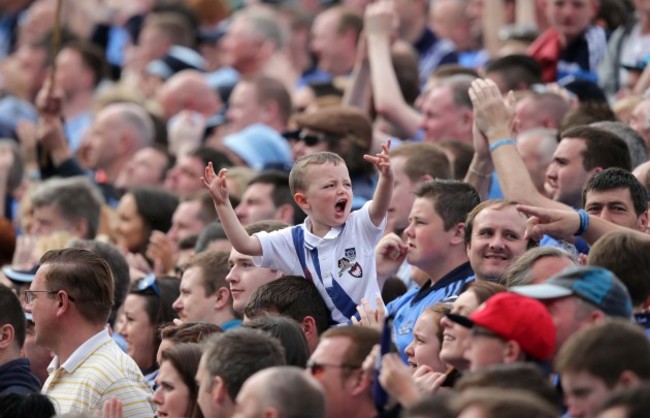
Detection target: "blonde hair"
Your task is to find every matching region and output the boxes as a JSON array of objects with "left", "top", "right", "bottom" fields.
[{"left": 288, "top": 152, "right": 346, "bottom": 195}]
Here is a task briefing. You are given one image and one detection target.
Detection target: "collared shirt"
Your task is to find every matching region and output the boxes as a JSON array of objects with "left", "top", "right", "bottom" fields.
[
  {"left": 387, "top": 262, "right": 474, "bottom": 361},
  {"left": 255, "top": 201, "right": 386, "bottom": 324},
  {"left": 43, "top": 329, "right": 154, "bottom": 417},
  {"left": 221, "top": 319, "right": 242, "bottom": 331}
]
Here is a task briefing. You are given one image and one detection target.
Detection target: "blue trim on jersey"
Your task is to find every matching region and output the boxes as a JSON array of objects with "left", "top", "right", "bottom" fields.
[
  {"left": 387, "top": 262, "right": 474, "bottom": 362},
  {"left": 292, "top": 225, "right": 357, "bottom": 320}
]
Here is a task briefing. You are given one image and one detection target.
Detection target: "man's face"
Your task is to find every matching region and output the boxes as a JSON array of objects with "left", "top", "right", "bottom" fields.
[
  {"left": 307, "top": 336, "right": 358, "bottom": 418},
  {"left": 166, "top": 201, "right": 206, "bottom": 246},
  {"left": 173, "top": 266, "right": 216, "bottom": 323},
  {"left": 235, "top": 183, "right": 277, "bottom": 226},
  {"left": 196, "top": 354, "right": 217, "bottom": 418},
  {"left": 404, "top": 197, "right": 455, "bottom": 273},
  {"left": 221, "top": 16, "right": 260, "bottom": 72},
  {"left": 545, "top": 137, "right": 594, "bottom": 208},
  {"left": 31, "top": 204, "right": 76, "bottom": 237},
  {"left": 562, "top": 370, "right": 613, "bottom": 418},
  {"left": 466, "top": 205, "right": 528, "bottom": 282},
  {"left": 387, "top": 156, "right": 418, "bottom": 233},
  {"left": 514, "top": 96, "right": 542, "bottom": 134},
  {"left": 516, "top": 133, "right": 556, "bottom": 194},
  {"left": 310, "top": 9, "right": 343, "bottom": 73},
  {"left": 546, "top": 0, "right": 597, "bottom": 41},
  {"left": 86, "top": 106, "right": 122, "bottom": 171},
  {"left": 420, "top": 86, "right": 470, "bottom": 143},
  {"left": 543, "top": 296, "right": 591, "bottom": 354},
  {"left": 226, "top": 82, "right": 263, "bottom": 133},
  {"left": 584, "top": 187, "right": 647, "bottom": 231},
  {"left": 115, "top": 147, "right": 168, "bottom": 190},
  {"left": 138, "top": 25, "right": 170, "bottom": 63},
  {"left": 25, "top": 265, "right": 56, "bottom": 348},
  {"left": 164, "top": 155, "right": 206, "bottom": 199},
  {"left": 226, "top": 249, "right": 281, "bottom": 314},
  {"left": 464, "top": 325, "right": 508, "bottom": 372},
  {"left": 54, "top": 48, "right": 88, "bottom": 97}
]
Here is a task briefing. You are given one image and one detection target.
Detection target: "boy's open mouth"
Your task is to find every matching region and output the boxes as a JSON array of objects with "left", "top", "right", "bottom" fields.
[{"left": 335, "top": 198, "right": 347, "bottom": 213}]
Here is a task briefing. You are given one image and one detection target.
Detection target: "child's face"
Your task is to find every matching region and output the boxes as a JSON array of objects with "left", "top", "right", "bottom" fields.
[{"left": 300, "top": 162, "right": 353, "bottom": 228}]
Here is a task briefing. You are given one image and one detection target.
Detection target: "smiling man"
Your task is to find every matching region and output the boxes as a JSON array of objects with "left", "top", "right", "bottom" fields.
[{"left": 464, "top": 200, "right": 531, "bottom": 284}]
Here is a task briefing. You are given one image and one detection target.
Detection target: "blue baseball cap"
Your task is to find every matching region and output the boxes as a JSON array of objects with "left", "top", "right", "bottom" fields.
[{"left": 512, "top": 266, "right": 633, "bottom": 319}]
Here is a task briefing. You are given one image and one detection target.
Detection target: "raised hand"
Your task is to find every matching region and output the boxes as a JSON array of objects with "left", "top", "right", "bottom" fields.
[
  {"left": 375, "top": 232, "right": 407, "bottom": 281},
  {"left": 516, "top": 204, "right": 580, "bottom": 242},
  {"left": 202, "top": 162, "right": 229, "bottom": 206},
  {"left": 351, "top": 296, "right": 386, "bottom": 330},
  {"left": 364, "top": 0, "right": 398, "bottom": 38},
  {"left": 364, "top": 139, "right": 392, "bottom": 179},
  {"left": 468, "top": 79, "right": 515, "bottom": 141}
]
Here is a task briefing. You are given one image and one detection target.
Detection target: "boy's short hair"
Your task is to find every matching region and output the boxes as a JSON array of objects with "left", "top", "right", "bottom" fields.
[
  {"left": 289, "top": 152, "right": 346, "bottom": 195},
  {"left": 414, "top": 179, "right": 480, "bottom": 231},
  {"left": 555, "top": 320, "right": 650, "bottom": 387}
]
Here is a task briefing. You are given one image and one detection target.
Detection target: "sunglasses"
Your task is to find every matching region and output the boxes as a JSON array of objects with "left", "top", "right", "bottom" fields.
[
  {"left": 306, "top": 359, "right": 362, "bottom": 378},
  {"left": 297, "top": 133, "right": 327, "bottom": 147},
  {"left": 135, "top": 273, "right": 160, "bottom": 296}
]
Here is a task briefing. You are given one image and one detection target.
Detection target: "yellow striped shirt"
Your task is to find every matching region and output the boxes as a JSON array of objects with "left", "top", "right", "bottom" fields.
[{"left": 43, "top": 329, "right": 154, "bottom": 418}]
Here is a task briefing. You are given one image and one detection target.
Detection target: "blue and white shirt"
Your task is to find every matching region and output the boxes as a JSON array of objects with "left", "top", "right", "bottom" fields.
[
  {"left": 386, "top": 262, "right": 474, "bottom": 361},
  {"left": 254, "top": 202, "right": 386, "bottom": 324}
]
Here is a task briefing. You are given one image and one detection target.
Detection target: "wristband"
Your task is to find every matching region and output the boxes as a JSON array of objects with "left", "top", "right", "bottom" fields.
[
  {"left": 574, "top": 209, "right": 590, "bottom": 236},
  {"left": 488, "top": 138, "right": 515, "bottom": 153}
]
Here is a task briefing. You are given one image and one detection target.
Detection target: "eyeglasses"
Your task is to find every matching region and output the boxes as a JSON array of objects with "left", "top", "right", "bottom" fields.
[
  {"left": 306, "top": 359, "right": 362, "bottom": 378},
  {"left": 135, "top": 273, "right": 160, "bottom": 296},
  {"left": 24, "top": 290, "right": 75, "bottom": 306}
]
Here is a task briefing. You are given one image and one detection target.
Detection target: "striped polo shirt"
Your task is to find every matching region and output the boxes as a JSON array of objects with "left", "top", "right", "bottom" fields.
[{"left": 43, "top": 329, "right": 154, "bottom": 417}]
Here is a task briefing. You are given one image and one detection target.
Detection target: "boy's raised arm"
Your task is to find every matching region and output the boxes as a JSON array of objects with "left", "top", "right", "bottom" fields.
[
  {"left": 202, "top": 163, "right": 263, "bottom": 256},
  {"left": 365, "top": 140, "right": 393, "bottom": 227}
]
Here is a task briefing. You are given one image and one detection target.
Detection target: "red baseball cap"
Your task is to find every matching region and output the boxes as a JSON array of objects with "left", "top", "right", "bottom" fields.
[{"left": 449, "top": 292, "right": 556, "bottom": 361}]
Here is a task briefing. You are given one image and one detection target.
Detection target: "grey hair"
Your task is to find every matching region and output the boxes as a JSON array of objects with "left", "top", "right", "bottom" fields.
[
  {"left": 112, "top": 103, "right": 155, "bottom": 148},
  {"left": 31, "top": 176, "right": 105, "bottom": 238},
  {"left": 505, "top": 246, "right": 575, "bottom": 288},
  {"left": 234, "top": 7, "right": 288, "bottom": 50}
]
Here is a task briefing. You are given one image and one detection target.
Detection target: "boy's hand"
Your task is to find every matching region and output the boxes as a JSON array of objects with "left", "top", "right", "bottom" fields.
[
  {"left": 202, "top": 162, "right": 230, "bottom": 206},
  {"left": 364, "top": 139, "right": 392, "bottom": 179}
]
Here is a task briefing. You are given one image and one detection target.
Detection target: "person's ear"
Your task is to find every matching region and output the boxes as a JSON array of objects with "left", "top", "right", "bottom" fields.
[
  {"left": 0, "top": 324, "right": 14, "bottom": 350},
  {"left": 503, "top": 340, "right": 523, "bottom": 364},
  {"left": 294, "top": 192, "right": 309, "bottom": 211},
  {"left": 214, "top": 287, "right": 231, "bottom": 311},
  {"left": 450, "top": 222, "right": 465, "bottom": 245},
  {"left": 617, "top": 370, "right": 640, "bottom": 389},
  {"left": 211, "top": 375, "right": 228, "bottom": 404},
  {"left": 300, "top": 316, "right": 318, "bottom": 346},
  {"left": 72, "top": 218, "right": 89, "bottom": 239},
  {"left": 588, "top": 309, "right": 606, "bottom": 324},
  {"left": 637, "top": 210, "right": 648, "bottom": 233},
  {"left": 263, "top": 407, "right": 280, "bottom": 418}
]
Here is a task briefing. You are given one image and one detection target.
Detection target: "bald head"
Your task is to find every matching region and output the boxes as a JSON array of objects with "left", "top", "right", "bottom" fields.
[
  {"left": 158, "top": 70, "right": 222, "bottom": 120},
  {"left": 235, "top": 366, "right": 326, "bottom": 418},
  {"left": 516, "top": 128, "right": 558, "bottom": 194}
]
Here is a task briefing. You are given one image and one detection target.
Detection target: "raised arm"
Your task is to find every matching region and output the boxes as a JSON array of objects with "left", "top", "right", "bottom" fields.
[
  {"left": 469, "top": 78, "right": 568, "bottom": 210},
  {"left": 517, "top": 204, "right": 650, "bottom": 246},
  {"left": 202, "top": 163, "right": 262, "bottom": 256},
  {"left": 342, "top": 33, "right": 372, "bottom": 112},
  {"left": 364, "top": 140, "right": 393, "bottom": 227},
  {"left": 365, "top": 1, "right": 422, "bottom": 138}
]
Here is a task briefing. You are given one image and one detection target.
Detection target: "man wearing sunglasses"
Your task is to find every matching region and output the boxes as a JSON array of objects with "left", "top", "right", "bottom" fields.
[
  {"left": 306, "top": 326, "right": 379, "bottom": 418},
  {"left": 25, "top": 249, "right": 154, "bottom": 417}
]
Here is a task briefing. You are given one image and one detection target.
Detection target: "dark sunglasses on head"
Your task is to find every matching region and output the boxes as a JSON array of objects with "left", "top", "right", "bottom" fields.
[{"left": 135, "top": 273, "right": 160, "bottom": 296}]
